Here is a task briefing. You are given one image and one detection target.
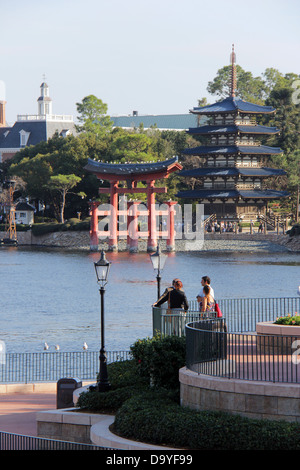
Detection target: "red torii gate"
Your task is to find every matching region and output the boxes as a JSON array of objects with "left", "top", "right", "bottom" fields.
[{"left": 84, "top": 157, "right": 182, "bottom": 252}]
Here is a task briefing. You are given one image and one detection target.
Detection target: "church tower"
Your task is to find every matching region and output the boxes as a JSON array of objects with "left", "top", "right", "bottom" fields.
[{"left": 37, "top": 80, "right": 52, "bottom": 116}]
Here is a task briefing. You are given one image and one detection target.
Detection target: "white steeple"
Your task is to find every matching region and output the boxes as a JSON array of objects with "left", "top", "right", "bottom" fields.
[{"left": 37, "top": 77, "right": 52, "bottom": 116}]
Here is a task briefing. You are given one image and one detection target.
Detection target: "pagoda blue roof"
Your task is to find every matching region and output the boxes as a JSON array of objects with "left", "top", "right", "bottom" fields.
[
  {"left": 179, "top": 167, "right": 286, "bottom": 178},
  {"left": 191, "top": 97, "right": 276, "bottom": 115},
  {"left": 176, "top": 188, "right": 289, "bottom": 200},
  {"left": 187, "top": 124, "right": 280, "bottom": 135},
  {"left": 182, "top": 145, "right": 283, "bottom": 156}
]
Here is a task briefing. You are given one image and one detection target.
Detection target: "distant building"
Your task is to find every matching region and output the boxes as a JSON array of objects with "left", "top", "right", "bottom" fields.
[
  {"left": 15, "top": 201, "right": 35, "bottom": 225},
  {"left": 0, "top": 81, "right": 76, "bottom": 162},
  {"left": 111, "top": 112, "right": 200, "bottom": 131}
]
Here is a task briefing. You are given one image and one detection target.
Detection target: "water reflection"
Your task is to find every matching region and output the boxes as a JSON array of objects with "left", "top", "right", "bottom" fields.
[{"left": 0, "top": 246, "right": 299, "bottom": 353}]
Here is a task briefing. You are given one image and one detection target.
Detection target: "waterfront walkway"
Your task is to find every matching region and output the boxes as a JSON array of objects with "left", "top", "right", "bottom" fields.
[{"left": 0, "top": 385, "right": 57, "bottom": 436}]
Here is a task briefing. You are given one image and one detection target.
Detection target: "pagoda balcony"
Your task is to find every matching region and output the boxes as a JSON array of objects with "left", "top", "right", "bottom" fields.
[
  {"left": 236, "top": 183, "right": 262, "bottom": 190},
  {"left": 204, "top": 161, "right": 261, "bottom": 168},
  {"left": 235, "top": 139, "right": 260, "bottom": 146},
  {"left": 203, "top": 183, "right": 236, "bottom": 190},
  {"left": 235, "top": 118, "right": 257, "bottom": 126},
  {"left": 235, "top": 162, "right": 260, "bottom": 168}
]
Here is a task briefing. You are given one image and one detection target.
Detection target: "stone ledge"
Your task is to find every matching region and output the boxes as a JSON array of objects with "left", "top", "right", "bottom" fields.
[
  {"left": 37, "top": 407, "right": 179, "bottom": 449},
  {"left": 0, "top": 382, "right": 57, "bottom": 394},
  {"left": 179, "top": 367, "right": 300, "bottom": 398},
  {"left": 0, "top": 381, "right": 94, "bottom": 395},
  {"left": 179, "top": 367, "right": 300, "bottom": 422}
]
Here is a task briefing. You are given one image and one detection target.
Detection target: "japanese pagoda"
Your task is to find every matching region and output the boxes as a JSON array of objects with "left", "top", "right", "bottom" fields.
[{"left": 177, "top": 46, "right": 289, "bottom": 221}]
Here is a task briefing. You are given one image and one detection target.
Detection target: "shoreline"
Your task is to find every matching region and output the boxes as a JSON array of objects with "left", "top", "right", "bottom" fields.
[{"left": 1, "top": 230, "right": 300, "bottom": 253}]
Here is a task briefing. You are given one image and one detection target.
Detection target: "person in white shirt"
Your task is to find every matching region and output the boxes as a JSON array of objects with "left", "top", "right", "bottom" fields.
[{"left": 196, "top": 276, "right": 215, "bottom": 308}]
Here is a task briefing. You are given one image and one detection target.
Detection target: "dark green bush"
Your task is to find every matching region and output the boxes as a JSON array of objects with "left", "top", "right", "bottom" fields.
[
  {"left": 31, "top": 223, "right": 63, "bottom": 236},
  {"left": 114, "top": 394, "right": 300, "bottom": 450},
  {"left": 76, "top": 360, "right": 149, "bottom": 413},
  {"left": 31, "top": 219, "right": 90, "bottom": 236},
  {"left": 97, "top": 360, "right": 148, "bottom": 390},
  {"left": 76, "top": 385, "right": 140, "bottom": 413},
  {"left": 287, "top": 224, "right": 300, "bottom": 237},
  {"left": 71, "top": 220, "right": 90, "bottom": 231},
  {"left": 130, "top": 334, "right": 186, "bottom": 389},
  {"left": 0, "top": 223, "right": 31, "bottom": 232}
]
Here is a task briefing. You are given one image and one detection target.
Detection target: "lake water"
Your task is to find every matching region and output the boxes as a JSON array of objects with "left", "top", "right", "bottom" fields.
[{"left": 0, "top": 243, "right": 299, "bottom": 353}]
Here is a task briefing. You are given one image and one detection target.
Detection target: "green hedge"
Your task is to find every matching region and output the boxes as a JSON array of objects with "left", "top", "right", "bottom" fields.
[
  {"left": 76, "top": 337, "right": 300, "bottom": 450},
  {"left": 0, "top": 223, "right": 31, "bottom": 232},
  {"left": 31, "top": 218, "right": 90, "bottom": 236},
  {"left": 114, "top": 393, "right": 300, "bottom": 450}
]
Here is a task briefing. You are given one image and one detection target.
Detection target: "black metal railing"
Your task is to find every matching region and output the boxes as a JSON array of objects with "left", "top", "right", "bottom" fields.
[
  {"left": 0, "top": 431, "right": 111, "bottom": 450},
  {"left": 186, "top": 320, "right": 300, "bottom": 383},
  {"left": 0, "top": 350, "right": 131, "bottom": 384},
  {"left": 153, "top": 297, "right": 300, "bottom": 336}
]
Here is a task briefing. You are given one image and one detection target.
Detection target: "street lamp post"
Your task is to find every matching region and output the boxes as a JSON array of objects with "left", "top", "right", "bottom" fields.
[
  {"left": 149, "top": 243, "right": 167, "bottom": 300},
  {"left": 94, "top": 249, "right": 111, "bottom": 392}
]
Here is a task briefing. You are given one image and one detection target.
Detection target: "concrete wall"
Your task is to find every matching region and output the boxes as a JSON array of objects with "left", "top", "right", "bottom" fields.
[{"left": 180, "top": 367, "right": 300, "bottom": 422}]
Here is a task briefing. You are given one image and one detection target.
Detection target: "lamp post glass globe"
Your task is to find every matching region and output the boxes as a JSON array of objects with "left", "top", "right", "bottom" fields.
[
  {"left": 150, "top": 244, "right": 167, "bottom": 300},
  {"left": 94, "top": 250, "right": 111, "bottom": 286},
  {"left": 150, "top": 244, "right": 167, "bottom": 272}
]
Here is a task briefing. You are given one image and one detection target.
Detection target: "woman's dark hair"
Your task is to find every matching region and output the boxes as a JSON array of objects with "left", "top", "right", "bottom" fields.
[
  {"left": 203, "top": 285, "right": 210, "bottom": 295},
  {"left": 202, "top": 276, "right": 211, "bottom": 285}
]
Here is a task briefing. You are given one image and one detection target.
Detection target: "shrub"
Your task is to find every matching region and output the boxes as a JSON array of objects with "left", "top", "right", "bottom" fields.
[
  {"left": 287, "top": 224, "right": 300, "bottom": 237},
  {"left": 76, "top": 360, "right": 149, "bottom": 413},
  {"left": 70, "top": 220, "right": 90, "bottom": 231},
  {"left": 0, "top": 223, "right": 31, "bottom": 232},
  {"left": 97, "top": 359, "right": 148, "bottom": 390},
  {"left": 274, "top": 314, "right": 300, "bottom": 325},
  {"left": 114, "top": 395, "right": 300, "bottom": 450},
  {"left": 130, "top": 334, "right": 186, "bottom": 389},
  {"left": 76, "top": 385, "right": 140, "bottom": 413},
  {"left": 31, "top": 223, "right": 64, "bottom": 236}
]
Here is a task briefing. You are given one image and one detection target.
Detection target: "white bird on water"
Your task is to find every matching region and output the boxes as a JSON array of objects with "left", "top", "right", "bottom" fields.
[
  {"left": 298, "top": 286, "right": 300, "bottom": 296},
  {"left": 44, "top": 342, "right": 49, "bottom": 350},
  {"left": 83, "top": 342, "right": 88, "bottom": 350},
  {"left": 55, "top": 345, "right": 60, "bottom": 351}
]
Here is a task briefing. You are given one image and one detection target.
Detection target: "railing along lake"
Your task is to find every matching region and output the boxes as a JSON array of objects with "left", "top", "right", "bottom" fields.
[
  {"left": 154, "top": 296, "right": 300, "bottom": 384},
  {"left": 0, "top": 350, "right": 131, "bottom": 384},
  {"left": 1, "top": 297, "right": 299, "bottom": 384},
  {"left": 153, "top": 296, "right": 300, "bottom": 336}
]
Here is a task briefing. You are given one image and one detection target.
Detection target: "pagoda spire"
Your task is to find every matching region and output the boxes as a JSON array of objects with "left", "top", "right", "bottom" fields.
[{"left": 230, "top": 44, "right": 236, "bottom": 97}]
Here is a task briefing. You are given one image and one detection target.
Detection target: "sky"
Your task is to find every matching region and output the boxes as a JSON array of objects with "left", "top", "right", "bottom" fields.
[{"left": 1, "top": 0, "right": 299, "bottom": 125}]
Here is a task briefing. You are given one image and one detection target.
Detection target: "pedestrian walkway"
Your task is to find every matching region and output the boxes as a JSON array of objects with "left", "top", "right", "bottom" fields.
[{"left": 0, "top": 390, "right": 57, "bottom": 436}]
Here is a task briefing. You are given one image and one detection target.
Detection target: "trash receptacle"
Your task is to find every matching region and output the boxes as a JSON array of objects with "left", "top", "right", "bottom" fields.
[{"left": 56, "top": 377, "right": 82, "bottom": 409}]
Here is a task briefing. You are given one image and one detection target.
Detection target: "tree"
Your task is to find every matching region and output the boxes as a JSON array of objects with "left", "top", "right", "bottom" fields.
[
  {"left": 76, "top": 95, "right": 113, "bottom": 137},
  {"left": 8, "top": 133, "right": 102, "bottom": 219},
  {"left": 207, "top": 65, "right": 266, "bottom": 103},
  {"left": 48, "top": 174, "right": 83, "bottom": 223},
  {"left": 266, "top": 87, "right": 300, "bottom": 153}
]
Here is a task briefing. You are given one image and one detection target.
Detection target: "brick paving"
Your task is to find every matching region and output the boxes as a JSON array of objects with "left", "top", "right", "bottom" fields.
[{"left": 0, "top": 392, "right": 56, "bottom": 436}]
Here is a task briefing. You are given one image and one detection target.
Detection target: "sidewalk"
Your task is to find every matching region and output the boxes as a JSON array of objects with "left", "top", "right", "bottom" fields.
[{"left": 0, "top": 385, "right": 57, "bottom": 436}]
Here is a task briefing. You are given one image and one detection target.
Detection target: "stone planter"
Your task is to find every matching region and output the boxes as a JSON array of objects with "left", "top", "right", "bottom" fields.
[{"left": 256, "top": 321, "right": 300, "bottom": 354}]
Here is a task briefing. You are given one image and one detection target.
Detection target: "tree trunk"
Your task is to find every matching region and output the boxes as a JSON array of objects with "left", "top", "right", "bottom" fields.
[{"left": 60, "top": 191, "right": 66, "bottom": 223}]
